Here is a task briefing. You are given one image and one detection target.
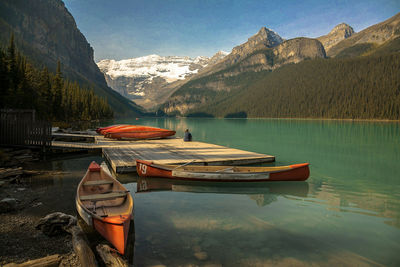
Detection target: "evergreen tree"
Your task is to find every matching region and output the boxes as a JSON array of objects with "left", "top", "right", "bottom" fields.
[
  {"left": 38, "top": 67, "right": 53, "bottom": 120},
  {"left": 0, "top": 49, "right": 8, "bottom": 108},
  {"left": 6, "top": 33, "right": 18, "bottom": 107},
  {"left": 0, "top": 36, "right": 114, "bottom": 121},
  {"left": 52, "top": 60, "right": 64, "bottom": 120}
]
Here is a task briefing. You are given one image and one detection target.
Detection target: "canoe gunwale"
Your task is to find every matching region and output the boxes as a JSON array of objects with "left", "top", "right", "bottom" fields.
[
  {"left": 76, "top": 163, "right": 133, "bottom": 224},
  {"left": 76, "top": 161, "right": 134, "bottom": 255},
  {"left": 136, "top": 159, "right": 310, "bottom": 182},
  {"left": 171, "top": 170, "right": 270, "bottom": 181},
  {"left": 147, "top": 162, "right": 303, "bottom": 174}
]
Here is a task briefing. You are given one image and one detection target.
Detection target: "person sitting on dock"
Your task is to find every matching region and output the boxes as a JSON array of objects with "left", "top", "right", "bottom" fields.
[{"left": 184, "top": 129, "right": 192, "bottom": 142}]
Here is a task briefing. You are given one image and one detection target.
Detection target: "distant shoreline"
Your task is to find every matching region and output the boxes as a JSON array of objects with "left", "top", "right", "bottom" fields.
[
  {"left": 164, "top": 116, "right": 400, "bottom": 122},
  {"left": 245, "top": 117, "right": 400, "bottom": 123}
]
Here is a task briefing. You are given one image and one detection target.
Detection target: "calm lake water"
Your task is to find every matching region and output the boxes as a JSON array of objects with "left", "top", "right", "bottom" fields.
[{"left": 37, "top": 118, "right": 400, "bottom": 266}]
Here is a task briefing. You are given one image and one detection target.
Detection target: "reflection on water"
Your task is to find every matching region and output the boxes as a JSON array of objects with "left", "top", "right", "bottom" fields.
[
  {"left": 133, "top": 176, "right": 399, "bottom": 266},
  {"left": 25, "top": 118, "right": 400, "bottom": 266},
  {"left": 116, "top": 118, "right": 400, "bottom": 266},
  {"left": 136, "top": 177, "right": 309, "bottom": 207}
]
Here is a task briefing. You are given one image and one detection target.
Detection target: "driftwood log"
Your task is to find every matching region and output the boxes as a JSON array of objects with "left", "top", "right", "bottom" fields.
[
  {"left": 36, "top": 212, "right": 97, "bottom": 267},
  {"left": 96, "top": 244, "right": 128, "bottom": 267},
  {"left": 8, "top": 149, "right": 32, "bottom": 156},
  {"left": 4, "top": 254, "right": 61, "bottom": 267},
  {"left": 0, "top": 167, "right": 23, "bottom": 179}
]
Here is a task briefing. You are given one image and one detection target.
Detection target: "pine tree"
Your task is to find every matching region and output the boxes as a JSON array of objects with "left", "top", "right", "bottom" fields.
[
  {"left": 52, "top": 60, "right": 63, "bottom": 120},
  {"left": 0, "top": 36, "right": 114, "bottom": 121},
  {"left": 6, "top": 33, "right": 18, "bottom": 107},
  {"left": 0, "top": 49, "right": 8, "bottom": 108},
  {"left": 37, "top": 67, "right": 53, "bottom": 120}
]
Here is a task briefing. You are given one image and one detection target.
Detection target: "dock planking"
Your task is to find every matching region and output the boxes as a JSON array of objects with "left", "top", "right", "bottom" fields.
[{"left": 52, "top": 133, "right": 275, "bottom": 173}]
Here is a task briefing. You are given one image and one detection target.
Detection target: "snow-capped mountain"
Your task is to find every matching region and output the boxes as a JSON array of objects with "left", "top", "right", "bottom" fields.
[{"left": 97, "top": 52, "right": 228, "bottom": 109}]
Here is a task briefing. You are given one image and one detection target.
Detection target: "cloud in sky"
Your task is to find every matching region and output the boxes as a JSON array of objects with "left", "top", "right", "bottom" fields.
[{"left": 63, "top": 0, "right": 400, "bottom": 61}]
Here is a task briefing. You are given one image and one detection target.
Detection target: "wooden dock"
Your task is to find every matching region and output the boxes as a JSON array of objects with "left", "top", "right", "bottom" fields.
[{"left": 52, "top": 133, "right": 275, "bottom": 173}]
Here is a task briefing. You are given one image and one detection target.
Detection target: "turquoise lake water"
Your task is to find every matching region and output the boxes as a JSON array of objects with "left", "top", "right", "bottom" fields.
[
  {"left": 110, "top": 118, "right": 400, "bottom": 266},
  {"left": 32, "top": 118, "right": 400, "bottom": 266}
]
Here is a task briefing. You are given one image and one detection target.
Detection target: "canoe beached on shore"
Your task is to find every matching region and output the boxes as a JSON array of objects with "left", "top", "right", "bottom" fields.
[
  {"left": 75, "top": 162, "right": 133, "bottom": 255},
  {"left": 135, "top": 159, "right": 310, "bottom": 182}
]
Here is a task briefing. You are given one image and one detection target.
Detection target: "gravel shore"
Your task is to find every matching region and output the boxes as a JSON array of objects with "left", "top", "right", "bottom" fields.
[{"left": 0, "top": 148, "right": 84, "bottom": 266}]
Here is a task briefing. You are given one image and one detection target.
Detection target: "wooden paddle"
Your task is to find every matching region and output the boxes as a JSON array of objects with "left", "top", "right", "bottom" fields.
[{"left": 173, "top": 160, "right": 196, "bottom": 170}]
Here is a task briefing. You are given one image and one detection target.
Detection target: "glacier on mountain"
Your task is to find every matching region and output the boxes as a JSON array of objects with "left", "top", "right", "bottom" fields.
[
  {"left": 98, "top": 54, "right": 218, "bottom": 83},
  {"left": 96, "top": 52, "right": 228, "bottom": 103}
]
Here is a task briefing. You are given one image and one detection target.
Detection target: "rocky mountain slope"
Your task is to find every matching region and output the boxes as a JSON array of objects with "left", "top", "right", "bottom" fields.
[
  {"left": 327, "top": 12, "right": 400, "bottom": 57},
  {"left": 160, "top": 12, "right": 400, "bottom": 118},
  {"left": 194, "top": 27, "right": 284, "bottom": 78},
  {"left": 161, "top": 28, "right": 326, "bottom": 115},
  {"left": 97, "top": 52, "right": 227, "bottom": 109},
  {"left": 0, "top": 0, "right": 143, "bottom": 117},
  {"left": 317, "top": 23, "right": 355, "bottom": 53}
]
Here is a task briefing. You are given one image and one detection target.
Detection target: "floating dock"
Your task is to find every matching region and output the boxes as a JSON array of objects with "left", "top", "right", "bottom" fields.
[{"left": 52, "top": 133, "right": 275, "bottom": 173}]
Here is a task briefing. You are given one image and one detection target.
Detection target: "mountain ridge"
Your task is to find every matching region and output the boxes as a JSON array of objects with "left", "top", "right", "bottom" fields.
[
  {"left": 97, "top": 51, "right": 228, "bottom": 109},
  {"left": 317, "top": 23, "right": 355, "bottom": 52},
  {"left": 160, "top": 30, "right": 326, "bottom": 115},
  {"left": 159, "top": 12, "right": 400, "bottom": 119},
  {"left": 0, "top": 0, "right": 144, "bottom": 117},
  {"left": 327, "top": 12, "right": 400, "bottom": 57}
]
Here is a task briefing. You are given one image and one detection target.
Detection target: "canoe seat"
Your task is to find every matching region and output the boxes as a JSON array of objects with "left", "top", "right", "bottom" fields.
[
  {"left": 83, "top": 180, "right": 113, "bottom": 186},
  {"left": 80, "top": 191, "right": 127, "bottom": 202}
]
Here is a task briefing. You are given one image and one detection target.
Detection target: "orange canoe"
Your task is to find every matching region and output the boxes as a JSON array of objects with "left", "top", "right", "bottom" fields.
[
  {"left": 99, "top": 125, "right": 175, "bottom": 138},
  {"left": 106, "top": 129, "right": 176, "bottom": 140},
  {"left": 99, "top": 125, "right": 133, "bottom": 135},
  {"left": 136, "top": 159, "right": 310, "bottom": 182},
  {"left": 96, "top": 125, "right": 125, "bottom": 134},
  {"left": 76, "top": 162, "right": 134, "bottom": 254}
]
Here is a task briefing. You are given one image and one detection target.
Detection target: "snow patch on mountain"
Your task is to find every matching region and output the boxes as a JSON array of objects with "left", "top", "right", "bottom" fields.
[
  {"left": 98, "top": 54, "right": 214, "bottom": 83},
  {"left": 96, "top": 51, "right": 228, "bottom": 104}
]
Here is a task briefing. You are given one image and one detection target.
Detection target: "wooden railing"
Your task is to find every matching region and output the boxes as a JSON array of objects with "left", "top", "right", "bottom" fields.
[{"left": 0, "top": 118, "right": 51, "bottom": 148}]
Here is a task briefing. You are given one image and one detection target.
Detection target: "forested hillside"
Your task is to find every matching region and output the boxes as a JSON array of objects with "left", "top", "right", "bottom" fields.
[
  {"left": 0, "top": 0, "right": 144, "bottom": 117},
  {"left": 167, "top": 48, "right": 400, "bottom": 120},
  {"left": 160, "top": 12, "right": 400, "bottom": 120},
  {"left": 0, "top": 36, "right": 113, "bottom": 122}
]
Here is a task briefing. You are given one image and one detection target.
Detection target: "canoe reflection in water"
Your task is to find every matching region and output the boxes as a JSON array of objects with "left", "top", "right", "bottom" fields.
[{"left": 136, "top": 177, "right": 309, "bottom": 207}]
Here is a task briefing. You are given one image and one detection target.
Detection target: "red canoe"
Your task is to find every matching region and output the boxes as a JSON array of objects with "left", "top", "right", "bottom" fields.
[
  {"left": 100, "top": 125, "right": 133, "bottom": 135},
  {"left": 76, "top": 162, "right": 134, "bottom": 254},
  {"left": 136, "top": 159, "right": 310, "bottom": 182},
  {"left": 106, "top": 130, "right": 176, "bottom": 140},
  {"left": 105, "top": 126, "right": 176, "bottom": 140},
  {"left": 96, "top": 125, "right": 124, "bottom": 134}
]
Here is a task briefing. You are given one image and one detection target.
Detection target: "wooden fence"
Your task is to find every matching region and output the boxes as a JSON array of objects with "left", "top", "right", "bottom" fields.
[
  {"left": 0, "top": 118, "right": 52, "bottom": 148},
  {"left": 0, "top": 109, "right": 36, "bottom": 121}
]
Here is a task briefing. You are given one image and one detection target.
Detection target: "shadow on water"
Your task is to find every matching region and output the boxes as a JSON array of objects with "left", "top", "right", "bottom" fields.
[
  {"left": 224, "top": 111, "right": 247, "bottom": 118},
  {"left": 136, "top": 177, "right": 309, "bottom": 207}
]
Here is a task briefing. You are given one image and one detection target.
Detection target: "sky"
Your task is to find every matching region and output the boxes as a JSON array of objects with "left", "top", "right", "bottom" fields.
[{"left": 63, "top": 0, "right": 400, "bottom": 61}]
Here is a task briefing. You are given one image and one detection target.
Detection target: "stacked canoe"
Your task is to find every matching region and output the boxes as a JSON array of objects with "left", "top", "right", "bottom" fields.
[{"left": 96, "top": 124, "right": 176, "bottom": 140}]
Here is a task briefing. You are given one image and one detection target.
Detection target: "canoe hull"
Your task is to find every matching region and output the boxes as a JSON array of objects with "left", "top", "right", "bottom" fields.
[
  {"left": 93, "top": 215, "right": 131, "bottom": 255},
  {"left": 98, "top": 124, "right": 176, "bottom": 139},
  {"left": 76, "top": 200, "right": 132, "bottom": 254},
  {"left": 106, "top": 130, "right": 176, "bottom": 140},
  {"left": 136, "top": 159, "right": 309, "bottom": 182},
  {"left": 96, "top": 124, "right": 125, "bottom": 134},
  {"left": 76, "top": 161, "right": 133, "bottom": 255},
  {"left": 76, "top": 197, "right": 93, "bottom": 226}
]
